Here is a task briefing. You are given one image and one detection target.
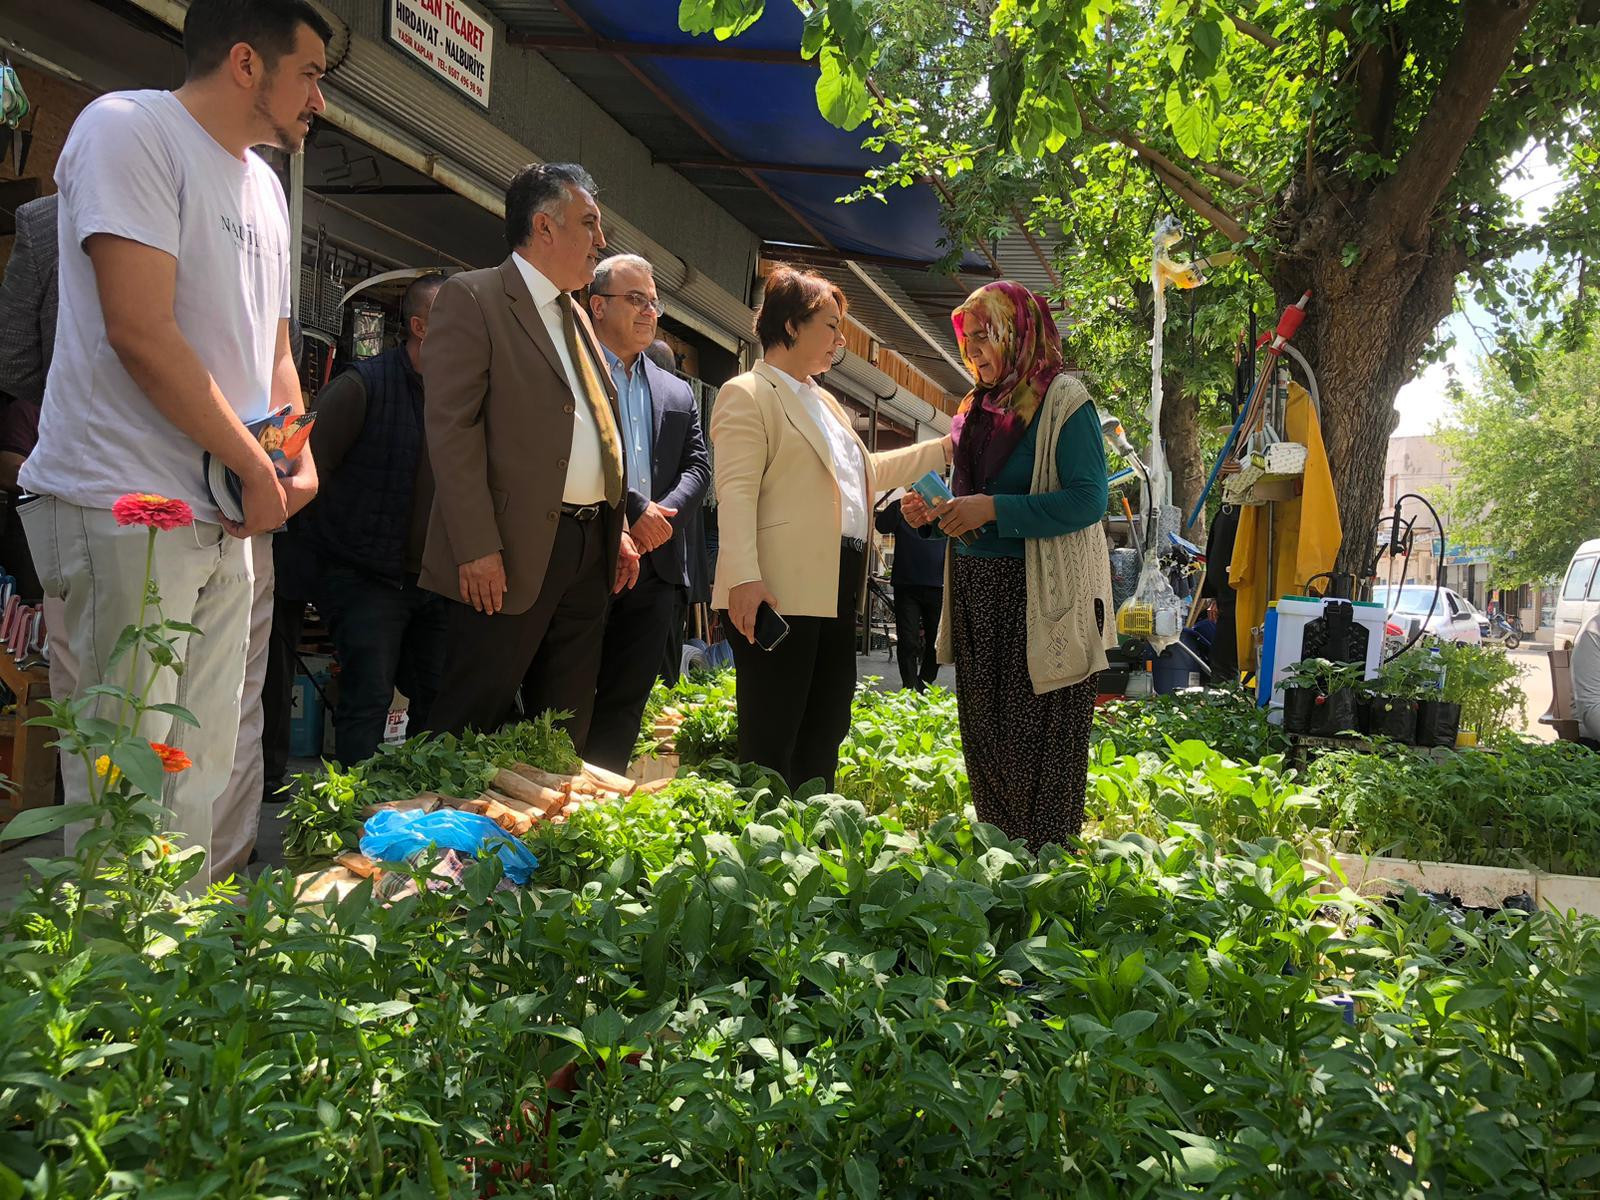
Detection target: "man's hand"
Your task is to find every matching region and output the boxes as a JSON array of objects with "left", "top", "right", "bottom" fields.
[
  {"left": 631, "top": 501, "right": 677, "bottom": 553},
  {"left": 900, "top": 492, "right": 935, "bottom": 528},
  {"left": 224, "top": 466, "right": 288, "bottom": 539},
  {"left": 280, "top": 449, "right": 319, "bottom": 520},
  {"left": 933, "top": 494, "right": 997, "bottom": 539},
  {"left": 614, "top": 531, "right": 641, "bottom": 594},
  {"left": 459, "top": 551, "right": 507, "bottom": 613},
  {"left": 728, "top": 579, "right": 780, "bottom": 642}
]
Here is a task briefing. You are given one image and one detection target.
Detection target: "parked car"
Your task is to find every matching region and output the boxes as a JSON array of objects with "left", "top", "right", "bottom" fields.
[
  {"left": 1553, "top": 539, "right": 1600, "bottom": 650},
  {"left": 1371, "top": 584, "right": 1483, "bottom": 644}
]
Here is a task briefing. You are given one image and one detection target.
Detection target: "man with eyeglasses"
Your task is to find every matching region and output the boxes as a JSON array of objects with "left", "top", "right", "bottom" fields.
[{"left": 583, "top": 254, "right": 709, "bottom": 770}]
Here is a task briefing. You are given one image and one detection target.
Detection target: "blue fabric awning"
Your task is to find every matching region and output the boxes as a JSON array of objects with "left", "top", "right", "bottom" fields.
[{"left": 558, "top": 0, "right": 972, "bottom": 268}]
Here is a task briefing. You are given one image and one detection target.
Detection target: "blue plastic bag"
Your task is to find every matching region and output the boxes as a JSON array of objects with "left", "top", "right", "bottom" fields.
[{"left": 360, "top": 808, "right": 540, "bottom": 884}]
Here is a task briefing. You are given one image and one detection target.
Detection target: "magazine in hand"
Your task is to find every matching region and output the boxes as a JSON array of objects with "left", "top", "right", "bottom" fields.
[
  {"left": 203, "top": 405, "right": 316, "bottom": 525},
  {"left": 910, "top": 470, "right": 978, "bottom": 546}
]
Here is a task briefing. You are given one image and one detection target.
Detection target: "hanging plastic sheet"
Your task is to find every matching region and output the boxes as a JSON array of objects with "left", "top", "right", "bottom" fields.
[{"left": 1117, "top": 217, "right": 1207, "bottom": 651}]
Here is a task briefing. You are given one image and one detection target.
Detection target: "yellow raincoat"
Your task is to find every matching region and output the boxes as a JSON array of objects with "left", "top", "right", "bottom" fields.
[{"left": 1227, "top": 382, "right": 1342, "bottom": 672}]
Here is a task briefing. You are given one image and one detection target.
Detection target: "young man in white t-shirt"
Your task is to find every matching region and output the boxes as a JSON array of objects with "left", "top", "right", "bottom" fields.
[{"left": 19, "top": 0, "right": 330, "bottom": 886}]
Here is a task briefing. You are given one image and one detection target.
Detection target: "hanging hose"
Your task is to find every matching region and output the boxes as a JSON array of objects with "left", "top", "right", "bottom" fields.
[
  {"left": 1184, "top": 291, "right": 1314, "bottom": 529},
  {"left": 1375, "top": 492, "right": 1447, "bottom": 664}
]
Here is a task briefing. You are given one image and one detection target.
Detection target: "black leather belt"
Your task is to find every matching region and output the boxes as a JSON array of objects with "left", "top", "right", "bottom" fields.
[
  {"left": 841, "top": 536, "right": 867, "bottom": 554},
  {"left": 562, "top": 502, "right": 603, "bottom": 521}
]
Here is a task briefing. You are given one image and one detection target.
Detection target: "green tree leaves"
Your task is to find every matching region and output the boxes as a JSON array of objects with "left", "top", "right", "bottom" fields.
[
  {"left": 1438, "top": 334, "right": 1600, "bottom": 586},
  {"left": 817, "top": 44, "right": 872, "bottom": 129},
  {"left": 678, "top": 0, "right": 765, "bottom": 39}
]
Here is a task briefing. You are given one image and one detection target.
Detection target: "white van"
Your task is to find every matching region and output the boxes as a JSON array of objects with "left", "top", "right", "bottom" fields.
[{"left": 1553, "top": 538, "right": 1600, "bottom": 649}]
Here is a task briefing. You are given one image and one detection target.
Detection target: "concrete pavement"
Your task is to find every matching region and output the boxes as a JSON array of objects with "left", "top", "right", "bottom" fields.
[{"left": 1509, "top": 644, "right": 1555, "bottom": 741}]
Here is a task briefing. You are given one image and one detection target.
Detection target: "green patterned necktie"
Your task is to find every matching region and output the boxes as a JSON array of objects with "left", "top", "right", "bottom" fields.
[{"left": 557, "top": 292, "right": 625, "bottom": 506}]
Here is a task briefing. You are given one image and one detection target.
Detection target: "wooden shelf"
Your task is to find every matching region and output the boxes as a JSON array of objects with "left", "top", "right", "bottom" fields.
[{"left": 0, "top": 649, "right": 55, "bottom": 826}]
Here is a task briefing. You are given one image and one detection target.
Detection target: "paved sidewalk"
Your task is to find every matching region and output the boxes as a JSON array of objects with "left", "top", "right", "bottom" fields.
[{"left": 1509, "top": 645, "right": 1555, "bottom": 742}]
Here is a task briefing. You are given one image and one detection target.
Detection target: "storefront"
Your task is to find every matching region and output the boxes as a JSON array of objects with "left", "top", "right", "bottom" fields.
[
  {"left": 2, "top": 0, "right": 758, "bottom": 392},
  {"left": 3, "top": 0, "right": 961, "bottom": 434}
]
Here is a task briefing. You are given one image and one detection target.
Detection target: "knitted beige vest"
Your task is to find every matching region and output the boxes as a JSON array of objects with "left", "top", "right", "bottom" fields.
[{"left": 936, "top": 373, "right": 1116, "bottom": 694}]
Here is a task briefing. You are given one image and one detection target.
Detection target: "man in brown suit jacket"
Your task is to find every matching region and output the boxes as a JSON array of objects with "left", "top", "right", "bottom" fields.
[{"left": 420, "top": 163, "right": 640, "bottom": 746}]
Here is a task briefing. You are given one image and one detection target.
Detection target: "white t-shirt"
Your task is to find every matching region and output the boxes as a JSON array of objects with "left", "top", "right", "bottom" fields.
[
  {"left": 1572, "top": 614, "right": 1600, "bottom": 741},
  {"left": 767, "top": 363, "right": 870, "bottom": 542},
  {"left": 21, "top": 90, "right": 292, "bottom": 524}
]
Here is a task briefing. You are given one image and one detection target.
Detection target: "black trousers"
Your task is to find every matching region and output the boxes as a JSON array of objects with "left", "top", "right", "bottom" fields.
[
  {"left": 587, "top": 561, "right": 683, "bottom": 771},
  {"left": 661, "top": 586, "right": 687, "bottom": 684},
  {"left": 317, "top": 565, "right": 449, "bottom": 766},
  {"left": 726, "top": 546, "right": 862, "bottom": 793},
  {"left": 425, "top": 513, "right": 611, "bottom": 751},
  {"left": 893, "top": 582, "right": 943, "bottom": 691},
  {"left": 261, "top": 590, "right": 304, "bottom": 800}
]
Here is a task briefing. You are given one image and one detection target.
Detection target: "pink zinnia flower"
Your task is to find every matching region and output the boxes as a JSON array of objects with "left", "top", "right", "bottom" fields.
[{"left": 112, "top": 493, "right": 194, "bottom": 531}]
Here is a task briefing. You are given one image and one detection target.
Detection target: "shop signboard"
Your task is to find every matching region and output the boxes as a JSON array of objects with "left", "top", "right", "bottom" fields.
[{"left": 386, "top": 0, "right": 493, "bottom": 109}]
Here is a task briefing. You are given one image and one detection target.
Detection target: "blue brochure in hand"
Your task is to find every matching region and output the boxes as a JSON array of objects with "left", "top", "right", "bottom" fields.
[{"left": 910, "top": 470, "right": 978, "bottom": 546}]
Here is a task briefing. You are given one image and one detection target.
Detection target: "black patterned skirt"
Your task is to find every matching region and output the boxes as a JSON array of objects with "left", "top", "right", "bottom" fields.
[{"left": 950, "top": 553, "right": 1097, "bottom": 847}]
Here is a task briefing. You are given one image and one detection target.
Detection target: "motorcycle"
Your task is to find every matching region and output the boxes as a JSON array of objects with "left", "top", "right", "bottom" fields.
[{"left": 1480, "top": 609, "right": 1523, "bottom": 650}]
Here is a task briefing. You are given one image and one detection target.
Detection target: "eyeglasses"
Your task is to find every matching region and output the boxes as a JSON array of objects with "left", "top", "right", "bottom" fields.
[{"left": 593, "top": 290, "right": 663, "bottom": 314}]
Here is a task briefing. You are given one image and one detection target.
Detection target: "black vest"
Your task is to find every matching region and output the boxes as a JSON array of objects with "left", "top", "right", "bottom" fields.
[{"left": 308, "top": 345, "right": 424, "bottom": 583}]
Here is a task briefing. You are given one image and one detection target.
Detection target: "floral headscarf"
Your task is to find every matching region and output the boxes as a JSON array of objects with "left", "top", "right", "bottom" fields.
[{"left": 949, "top": 281, "right": 1065, "bottom": 496}]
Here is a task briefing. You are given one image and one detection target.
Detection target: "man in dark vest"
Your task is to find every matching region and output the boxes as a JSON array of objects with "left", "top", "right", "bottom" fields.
[
  {"left": 875, "top": 490, "right": 946, "bottom": 691},
  {"left": 304, "top": 273, "right": 449, "bottom": 764}
]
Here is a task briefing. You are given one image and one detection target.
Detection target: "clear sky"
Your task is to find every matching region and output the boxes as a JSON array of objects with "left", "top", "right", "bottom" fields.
[{"left": 1390, "top": 143, "right": 1564, "bottom": 437}]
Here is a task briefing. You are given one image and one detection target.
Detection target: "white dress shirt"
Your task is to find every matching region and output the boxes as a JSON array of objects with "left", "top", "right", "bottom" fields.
[
  {"left": 767, "top": 362, "right": 870, "bottom": 542},
  {"left": 510, "top": 252, "right": 607, "bottom": 504}
]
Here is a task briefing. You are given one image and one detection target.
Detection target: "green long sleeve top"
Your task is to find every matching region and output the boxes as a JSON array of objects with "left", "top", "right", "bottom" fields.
[{"left": 956, "top": 400, "right": 1109, "bottom": 558}]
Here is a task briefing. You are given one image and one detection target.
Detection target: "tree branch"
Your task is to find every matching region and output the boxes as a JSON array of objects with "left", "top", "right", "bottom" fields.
[
  {"left": 1230, "top": 13, "right": 1284, "bottom": 52},
  {"left": 1198, "top": 161, "right": 1264, "bottom": 196},
  {"left": 1371, "top": 0, "right": 1542, "bottom": 245},
  {"left": 1089, "top": 122, "right": 1252, "bottom": 246}
]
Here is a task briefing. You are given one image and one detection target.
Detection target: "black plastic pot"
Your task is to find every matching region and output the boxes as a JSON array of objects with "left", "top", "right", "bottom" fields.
[
  {"left": 1282, "top": 687, "right": 1318, "bottom": 734},
  {"left": 1316, "top": 688, "right": 1359, "bottom": 736},
  {"left": 1415, "top": 699, "right": 1461, "bottom": 748},
  {"left": 1371, "top": 698, "right": 1418, "bottom": 744},
  {"left": 1355, "top": 695, "right": 1375, "bottom": 735},
  {"left": 1095, "top": 669, "right": 1130, "bottom": 697}
]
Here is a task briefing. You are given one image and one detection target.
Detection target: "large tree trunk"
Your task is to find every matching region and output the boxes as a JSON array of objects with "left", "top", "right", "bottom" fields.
[
  {"left": 1160, "top": 373, "right": 1207, "bottom": 543},
  {"left": 1270, "top": 200, "right": 1467, "bottom": 584},
  {"left": 1253, "top": 0, "right": 1536, "bottom": 583}
]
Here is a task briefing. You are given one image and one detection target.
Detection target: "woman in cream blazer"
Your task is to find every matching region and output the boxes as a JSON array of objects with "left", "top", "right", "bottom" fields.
[{"left": 711, "top": 265, "right": 950, "bottom": 791}]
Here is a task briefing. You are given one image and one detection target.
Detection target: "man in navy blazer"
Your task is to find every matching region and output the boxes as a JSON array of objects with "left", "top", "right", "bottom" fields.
[{"left": 585, "top": 254, "right": 710, "bottom": 768}]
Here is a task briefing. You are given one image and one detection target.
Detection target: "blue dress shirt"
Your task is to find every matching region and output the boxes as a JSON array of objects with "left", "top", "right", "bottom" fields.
[{"left": 602, "top": 346, "right": 655, "bottom": 498}]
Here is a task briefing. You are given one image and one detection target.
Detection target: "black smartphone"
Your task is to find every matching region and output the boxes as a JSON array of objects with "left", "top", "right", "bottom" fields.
[{"left": 753, "top": 601, "right": 790, "bottom": 651}]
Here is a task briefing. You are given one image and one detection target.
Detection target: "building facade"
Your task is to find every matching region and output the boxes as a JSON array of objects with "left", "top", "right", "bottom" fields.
[{"left": 1385, "top": 434, "right": 1555, "bottom": 637}]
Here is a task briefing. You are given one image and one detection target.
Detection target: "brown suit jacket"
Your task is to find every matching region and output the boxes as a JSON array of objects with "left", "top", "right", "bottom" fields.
[{"left": 420, "top": 256, "right": 623, "bottom": 615}]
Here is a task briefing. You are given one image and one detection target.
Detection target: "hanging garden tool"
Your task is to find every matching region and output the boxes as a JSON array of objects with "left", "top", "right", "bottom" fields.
[
  {"left": 1116, "top": 216, "right": 1208, "bottom": 649},
  {"left": 1187, "top": 290, "right": 1314, "bottom": 526}
]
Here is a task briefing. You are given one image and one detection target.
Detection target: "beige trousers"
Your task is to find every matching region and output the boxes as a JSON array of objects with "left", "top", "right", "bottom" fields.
[{"left": 21, "top": 495, "right": 252, "bottom": 886}]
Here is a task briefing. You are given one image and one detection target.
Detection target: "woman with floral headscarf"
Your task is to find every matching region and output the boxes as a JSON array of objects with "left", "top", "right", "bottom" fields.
[{"left": 902, "top": 282, "right": 1115, "bottom": 846}]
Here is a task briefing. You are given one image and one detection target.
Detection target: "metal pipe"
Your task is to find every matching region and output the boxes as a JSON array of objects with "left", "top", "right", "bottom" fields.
[
  {"left": 303, "top": 191, "right": 472, "bottom": 269},
  {"left": 289, "top": 150, "right": 305, "bottom": 313},
  {"left": 845, "top": 261, "right": 971, "bottom": 379},
  {"left": 319, "top": 97, "right": 507, "bottom": 217}
]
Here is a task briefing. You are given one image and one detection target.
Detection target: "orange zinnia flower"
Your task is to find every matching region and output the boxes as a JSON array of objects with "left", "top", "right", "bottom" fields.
[
  {"left": 150, "top": 742, "right": 192, "bottom": 773},
  {"left": 112, "top": 493, "right": 195, "bottom": 531}
]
